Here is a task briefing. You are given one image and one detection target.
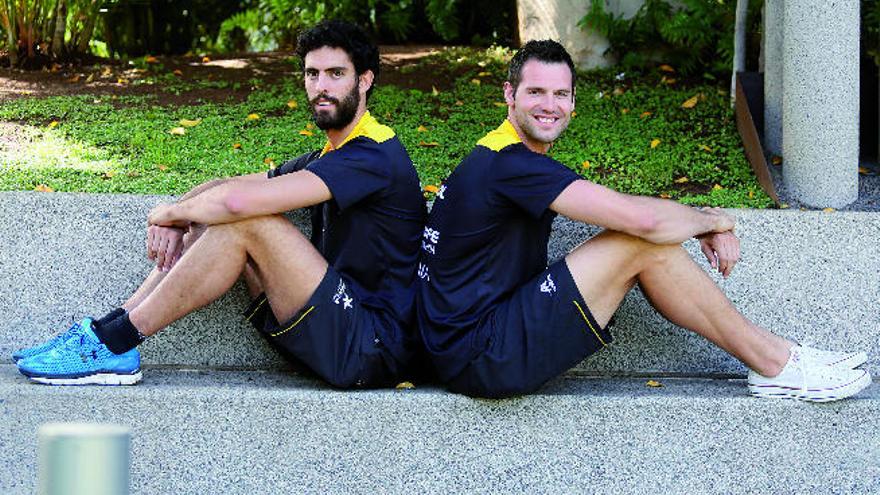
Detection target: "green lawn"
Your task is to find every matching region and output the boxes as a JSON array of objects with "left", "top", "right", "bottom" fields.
[{"left": 0, "top": 50, "right": 772, "bottom": 208}]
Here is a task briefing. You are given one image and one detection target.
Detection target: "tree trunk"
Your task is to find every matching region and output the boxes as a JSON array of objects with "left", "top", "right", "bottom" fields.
[
  {"left": 76, "top": 0, "right": 98, "bottom": 54},
  {"left": 731, "top": 0, "right": 748, "bottom": 106},
  {"left": 52, "top": 0, "right": 65, "bottom": 58},
  {"left": 0, "top": 1, "right": 19, "bottom": 66}
]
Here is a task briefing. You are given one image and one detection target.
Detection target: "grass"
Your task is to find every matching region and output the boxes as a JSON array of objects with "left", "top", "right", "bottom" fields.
[{"left": 0, "top": 49, "right": 772, "bottom": 208}]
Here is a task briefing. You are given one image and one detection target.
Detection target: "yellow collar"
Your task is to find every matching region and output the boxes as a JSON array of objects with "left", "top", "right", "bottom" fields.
[{"left": 320, "top": 111, "right": 375, "bottom": 157}]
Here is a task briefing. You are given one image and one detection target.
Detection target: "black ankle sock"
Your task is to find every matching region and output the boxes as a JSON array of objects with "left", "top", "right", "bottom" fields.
[
  {"left": 92, "top": 313, "right": 146, "bottom": 354},
  {"left": 96, "top": 308, "right": 126, "bottom": 327}
]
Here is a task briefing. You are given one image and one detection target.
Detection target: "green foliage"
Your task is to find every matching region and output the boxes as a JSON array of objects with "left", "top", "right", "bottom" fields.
[
  {"left": 580, "top": 0, "right": 761, "bottom": 77},
  {"left": 0, "top": 52, "right": 771, "bottom": 208},
  {"left": 866, "top": 0, "right": 880, "bottom": 67}
]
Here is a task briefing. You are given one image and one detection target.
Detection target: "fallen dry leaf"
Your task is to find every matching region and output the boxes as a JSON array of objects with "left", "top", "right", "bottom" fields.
[
  {"left": 674, "top": 177, "right": 689, "bottom": 184},
  {"left": 646, "top": 380, "right": 663, "bottom": 388},
  {"left": 664, "top": 78, "right": 677, "bottom": 85},
  {"left": 395, "top": 381, "right": 415, "bottom": 390},
  {"left": 823, "top": 207, "right": 835, "bottom": 213},
  {"left": 264, "top": 157, "right": 275, "bottom": 166},
  {"left": 101, "top": 171, "right": 116, "bottom": 179},
  {"left": 454, "top": 100, "right": 464, "bottom": 106},
  {"left": 145, "top": 55, "right": 158, "bottom": 64},
  {"left": 659, "top": 193, "right": 671, "bottom": 199},
  {"left": 621, "top": 108, "right": 630, "bottom": 114},
  {"left": 431, "top": 86, "right": 440, "bottom": 96},
  {"left": 419, "top": 141, "right": 440, "bottom": 147},
  {"left": 299, "top": 130, "right": 314, "bottom": 136},
  {"left": 47, "top": 121, "right": 59, "bottom": 129},
  {"left": 169, "top": 127, "right": 186, "bottom": 136},
  {"left": 417, "top": 125, "right": 429, "bottom": 132},
  {"left": 771, "top": 156, "right": 782, "bottom": 165},
  {"left": 859, "top": 167, "right": 870, "bottom": 175},
  {"left": 681, "top": 95, "right": 699, "bottom": 109},
  {"left": 613, "top": 87, "right": 625, "bottom": 96},
  {"left": 423, "top": 185, "right": 439, "bottom": 193},
  {"left": 34, "top": 184, "right": 54, "bottom": 192},
  {"left": 173, "top": 69, "right": 183, "bottom": 77},
  {"left": 640, "top": 111, "right": 651, "bottom": 118},
  {"left": 493, "top": 102, "right": 507, "bottom": 107},
  {"left": 67, "top": 74, "right": 81, "bottom": 83},
  {"left": 650, "top": 139, "right": 661, "bottom": 149},
  {"left": 157, "top": 164, "right": 169, "bottom": 171},
  {"left": 571, "top": 111, "right": 577, "bottom": 117},
  {"left": 306, "top": 122, "right": 314, "bottom": 130},
  {"left": 246, "top": 113, "right": 260, "bottom": 121},
  {"left": 748, "top": 190, "right": 754, "bottom": 199},
  {"left": 286, "top": 99, "right": 298, "bottom": 109},
  {"left": 699, "top": 144, "right": 713, "bottom": 152},
  {"left": 477, "top": 71, "right": 491, "bottom": 77},
  {"left": 202, "top": 56, "right": 211, "bottom": 63},
  {"left": 232, "top": 143, "right": 242, "bottom": 149},
  {"left": 582, "top": 160, "right": 591, "bottom": 169},
  {"left": 659, "top": 64, "right": 675, "bottom": 73},
  {"left": 470, "top": 79, "right": 481, "bottom": 86},
  {"left": 179, "top": 118, "right": 202, "bottom": 128},
  {"left": 712, "top": 184, "right": 724, "bottom": 191},
  {"left": 779, "top": 203, "right": 790, "bottom": 209}
]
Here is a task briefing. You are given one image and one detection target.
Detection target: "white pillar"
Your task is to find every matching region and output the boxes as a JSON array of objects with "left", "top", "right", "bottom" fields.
[
  {"left": 763, "top": 0, "right": 784, "bottom": 156},
  {"left": 782, "top": 0, "right": 859, "bottom": 208},
  {"left": 39, "top": 423, "right": 131, "bottom": 495}
]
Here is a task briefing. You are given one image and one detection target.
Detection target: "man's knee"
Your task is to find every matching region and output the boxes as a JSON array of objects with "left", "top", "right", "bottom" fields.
[{"left": 592, "top": 230, "right": 683, "bottom": 266}]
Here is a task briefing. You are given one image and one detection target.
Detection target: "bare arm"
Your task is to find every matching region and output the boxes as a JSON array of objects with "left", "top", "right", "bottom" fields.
[
  {"left": 177, "top": 171, "right": 267, "bottom": 202},
  {"left": 148, "top": 170, "right": 331, "bottom": 227},
  {"left": 550, "top": 179, "right": 735, "bottom": 244}
]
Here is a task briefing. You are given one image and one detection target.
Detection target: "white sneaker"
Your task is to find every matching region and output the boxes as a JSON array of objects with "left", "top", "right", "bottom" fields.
[
  {"left": 797, "top": 345, "right": 867, "bottom": 369},
  {"left": 748, "top": 346, "right": 872, "bottom": 402}
]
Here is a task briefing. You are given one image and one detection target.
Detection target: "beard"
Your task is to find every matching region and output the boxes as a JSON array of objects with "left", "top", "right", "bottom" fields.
[
  {"left": 311, "top": 83, "right": 360, "bottom": 131},
  {"left": 511, "top": 108, "right": 567, "bottom": 146}
]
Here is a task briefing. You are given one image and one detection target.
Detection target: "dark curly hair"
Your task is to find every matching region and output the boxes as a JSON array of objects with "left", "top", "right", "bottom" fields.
[
  {"left": 507, "top": 40, "right": 576, "bottom": 93},
  {"left": 295, "top": 20, "right": 380, "bottom": 100}
]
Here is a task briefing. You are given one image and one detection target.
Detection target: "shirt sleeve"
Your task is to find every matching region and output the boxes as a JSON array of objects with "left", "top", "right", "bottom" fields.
[
  {"left": 268, "top": 150, "right": 322, "bottom": 178},
  {"left": 490, "top": 149, "right": 581, "bottom": 218},
  {"left": 306, "top": 141, "right": 391, "bottom": 211}
]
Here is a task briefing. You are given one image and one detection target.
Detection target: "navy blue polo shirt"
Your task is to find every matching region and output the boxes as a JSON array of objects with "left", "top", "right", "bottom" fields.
[
  {"left": 417, "top": 119, "right": 581, "bottom": 381},
  {"left": 270, "top": 112, "right": 426, "bottom": 356}
]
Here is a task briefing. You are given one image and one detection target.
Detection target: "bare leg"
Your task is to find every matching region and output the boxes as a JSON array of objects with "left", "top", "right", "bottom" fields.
[
  {"left": 128, "top": 215, "right": 327, "bottom": 336},
  {"left": 121, "top": 268, "right": 167, "bottom": 311},
  {"left": 565, "top": 230, "right": 792, "bottom": 377}
]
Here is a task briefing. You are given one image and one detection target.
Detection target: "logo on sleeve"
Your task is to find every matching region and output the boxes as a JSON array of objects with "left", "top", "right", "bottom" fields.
[
  {"left": 436, "top": 184, "right": 446, "bottom": 200},
  {"left": 539, "top": 274, "right": 556, "bottom": 294},
  {"left": 332, "top": 279, "right": 354, "bottom": 309}
]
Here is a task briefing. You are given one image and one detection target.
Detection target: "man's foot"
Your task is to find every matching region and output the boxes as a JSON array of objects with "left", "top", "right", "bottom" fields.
[
  {"left": 797, "top": 345, "right": 867, "bottom": 369},
  {"left": 16, "top": 318, "right": 142, "bottom": 386},
  {"left": 748, "top": 346, "right": 871, "bottom": 402},
  {"left": 12, "top": 320, "right": 88, "bottom": 363}
]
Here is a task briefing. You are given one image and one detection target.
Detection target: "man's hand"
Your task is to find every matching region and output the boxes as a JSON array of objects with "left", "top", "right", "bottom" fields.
[
  {"left": 701, "top": 207, "right": 736, "bottom": 233},
  {"left": 697, "top": 231, "right": 740, "bottom": 278},
  {"left": 147, "top": 225, "right": 185, "bottom": 272},
  {"left": 148, "top": 203, "right": 190, "bottom": 228}
]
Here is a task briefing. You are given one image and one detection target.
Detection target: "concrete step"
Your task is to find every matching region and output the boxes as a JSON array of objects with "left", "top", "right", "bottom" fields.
[
  {"left": 2, "top": 191, "right": 878, "bottom": 375},
  {"left": 2, "top": 364, "right": 878, "bottom": 494}
]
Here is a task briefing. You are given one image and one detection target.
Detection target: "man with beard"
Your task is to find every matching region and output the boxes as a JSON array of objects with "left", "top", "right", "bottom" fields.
[
  {"left": 15, "top": 21, "right": 427, "bottom": 389},
  {"left": 417, "top": 40, "right": 870, "bottom": 402}
]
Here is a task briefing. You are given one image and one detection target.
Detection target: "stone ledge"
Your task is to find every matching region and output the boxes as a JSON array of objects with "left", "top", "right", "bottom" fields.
[
  {"left": 1, "top": 191, "right": 877, "bottom": 374},
  {"left": 2, "top": 365, "right": 878, "bottom": 494}
]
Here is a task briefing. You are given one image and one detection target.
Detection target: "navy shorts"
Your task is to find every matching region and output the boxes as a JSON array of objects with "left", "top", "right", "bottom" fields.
[
  {"left": 244, "top": 267, "right": 404, "bottom": 389},
  {"left": 447, "top": 260, "right": 613, "bottom": 398}
]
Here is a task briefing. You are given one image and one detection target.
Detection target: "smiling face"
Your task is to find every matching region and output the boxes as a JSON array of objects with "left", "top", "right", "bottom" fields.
[
  {"left": 303, "top": 46, "right": 370, "bottom": 131},
  {"left": 504, "top": 60, "right": 575, "bottom": 154}
]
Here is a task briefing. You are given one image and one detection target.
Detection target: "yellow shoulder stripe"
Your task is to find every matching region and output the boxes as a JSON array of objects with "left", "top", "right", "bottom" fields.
[
  {"left": 476, "top": 119, "right": 522, "bottom": 152},
  {"left": 320, "top": 111, "right": 394, "bottom": 156}
]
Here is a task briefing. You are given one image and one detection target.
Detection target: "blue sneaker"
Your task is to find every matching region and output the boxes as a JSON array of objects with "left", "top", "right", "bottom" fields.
[
  {"left": 17, "top": 318, "right": 142, "bottom": 386},
  {"left": 12, "top": 319, "right": 88, "bottom": 363}
]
